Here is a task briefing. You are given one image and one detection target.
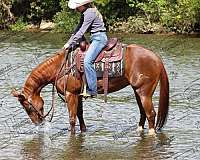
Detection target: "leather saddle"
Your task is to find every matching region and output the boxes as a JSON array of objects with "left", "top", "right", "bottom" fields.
[
  {"left": 75, "top": 38, "right": 123, "bottom": 72},
  {"left": 72, "top": 38, "right": 124, "bottom": 102}
]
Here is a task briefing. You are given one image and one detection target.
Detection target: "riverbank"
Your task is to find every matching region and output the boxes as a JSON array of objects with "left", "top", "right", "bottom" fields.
[
  {"left": 1, "top": 20, "right": 200, "bottom": 35},
  {"left": 27, "top": 21, "right": 55, "bottom": 32}
]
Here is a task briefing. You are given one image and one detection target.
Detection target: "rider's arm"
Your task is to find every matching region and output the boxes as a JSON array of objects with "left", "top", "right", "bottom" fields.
[{"left": 64, "top": 9, "right": 95, "bottom": 49}]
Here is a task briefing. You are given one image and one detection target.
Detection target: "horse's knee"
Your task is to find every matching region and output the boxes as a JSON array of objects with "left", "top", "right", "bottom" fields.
[{"left": 70, "top": 117, "right": 76, "bottom": 123}]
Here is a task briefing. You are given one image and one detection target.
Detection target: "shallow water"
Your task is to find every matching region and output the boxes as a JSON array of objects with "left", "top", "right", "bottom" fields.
[{"left": 0, "top": 31, "right": 200, "bottom": 160}]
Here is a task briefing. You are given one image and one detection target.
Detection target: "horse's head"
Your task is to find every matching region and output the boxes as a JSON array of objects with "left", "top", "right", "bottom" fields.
[{"left": 11, "top": 88, "right": 44, "bottom": 125}]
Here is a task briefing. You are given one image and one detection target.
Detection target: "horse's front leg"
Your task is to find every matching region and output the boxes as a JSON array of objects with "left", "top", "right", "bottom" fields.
[
  {"left": 77, "top": 96, "right": 86, "bottom": 132},
  {"left": 65, "top": 92, "right": 78, "bottom": 134}
]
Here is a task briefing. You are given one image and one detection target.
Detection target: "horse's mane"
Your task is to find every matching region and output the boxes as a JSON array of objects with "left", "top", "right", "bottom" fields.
[{"left": 22, "top": 50, "right": 65, "bottom": 96}]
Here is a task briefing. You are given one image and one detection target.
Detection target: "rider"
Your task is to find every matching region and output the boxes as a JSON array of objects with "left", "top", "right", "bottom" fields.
[{"left": 63, "top": 0, "right": 108, "bottom": 97}]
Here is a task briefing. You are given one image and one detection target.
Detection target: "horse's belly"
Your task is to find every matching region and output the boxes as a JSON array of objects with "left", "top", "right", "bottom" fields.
[{"left": 97, "top": 76, "right": 129, "bottom": 94}]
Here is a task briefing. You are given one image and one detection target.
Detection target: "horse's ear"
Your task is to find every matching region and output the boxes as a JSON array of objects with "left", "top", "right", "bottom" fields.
[{"left": 11, "top": 88, "right": 26, "bottom": 102}]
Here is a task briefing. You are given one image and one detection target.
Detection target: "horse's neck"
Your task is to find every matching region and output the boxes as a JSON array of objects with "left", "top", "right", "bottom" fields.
[
  {"left": 22, "top": 83, "right": 39, "bottom": 98},
  {"left": 22, "top": 51, "right": 65, "bottom": 98}
]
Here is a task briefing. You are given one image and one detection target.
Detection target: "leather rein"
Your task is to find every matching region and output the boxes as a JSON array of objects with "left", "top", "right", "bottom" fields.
[{"left": 27, "top": 49, "right": 76, "bottom": 122}]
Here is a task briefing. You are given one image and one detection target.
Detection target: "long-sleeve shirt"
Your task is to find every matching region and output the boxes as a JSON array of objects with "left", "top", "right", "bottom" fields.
[{"left": 67, "top": 7, "right": 106, "bottom": 48}]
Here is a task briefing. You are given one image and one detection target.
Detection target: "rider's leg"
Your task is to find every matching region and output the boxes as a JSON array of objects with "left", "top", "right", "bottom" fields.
[{"left": 84, "top": 32, "right": 107, "bottom": 96}]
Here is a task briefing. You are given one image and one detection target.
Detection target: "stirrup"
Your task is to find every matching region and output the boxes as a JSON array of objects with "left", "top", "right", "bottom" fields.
[
  {"left": 79, "top": 84, "right": 97, "bottom": 98},
  {"left": 79, "top": 84, "right": 90, "bottom": 97},
  {"left": 80, "top": 75, "right": 89, "bottom": 97}
]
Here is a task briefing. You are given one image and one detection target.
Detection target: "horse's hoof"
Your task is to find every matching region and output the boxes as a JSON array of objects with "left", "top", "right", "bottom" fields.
[
  {"left": 148, "top": 128, "right": 156, "bottom": 136},
  {"left": 136, "top": 126, "right": 144, "bottom": 132},
  {"left": 81, "top": 126, "right": 87, "bottom": 132}
]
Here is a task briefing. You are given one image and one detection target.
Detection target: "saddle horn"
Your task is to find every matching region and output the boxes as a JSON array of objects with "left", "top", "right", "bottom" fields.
[{"left": 80, "top": 41, "right": 87, "bottom": 51}]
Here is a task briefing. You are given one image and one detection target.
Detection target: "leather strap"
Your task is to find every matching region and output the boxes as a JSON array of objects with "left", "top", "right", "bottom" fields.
[{"left": 103, "top": 51, "right": 110, "bottom": 102}]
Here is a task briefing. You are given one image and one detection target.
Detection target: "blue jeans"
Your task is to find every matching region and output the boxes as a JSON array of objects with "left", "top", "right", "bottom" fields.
[{"left": 84, "top": 32, "right": 108, "bottom": 95}]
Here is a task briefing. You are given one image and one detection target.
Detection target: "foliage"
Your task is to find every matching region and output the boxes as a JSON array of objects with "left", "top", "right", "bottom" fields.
[
  {"left": 9, "top": 17, "right": 27, "bottom": 31},
  {"left": 53, "top": 0, "right": 79, "bottom": 33},
  {"left": 127, "top": 0, "right": 200, "bottom": 33},
  {"left": 95, "top": 0, "right": 135, "bottom": 28},
  {"left": 164, "top": 0, "right": 200, "bottom": 33},
  {"left": 0, "top": 0, "right": 15, "bottom": 29},
  {"left": 27, "top": 0, "right": 60, "bottom": 26},
  {"left": 1, "top": 0, "right": 200, "bottom": 33},
  {"left": 110, "top": 16, "right": 163, "bottom": 33}
]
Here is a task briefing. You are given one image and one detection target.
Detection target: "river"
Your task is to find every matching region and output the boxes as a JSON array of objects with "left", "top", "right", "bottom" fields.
[{"left": 0, "top": 31, "right": 200, "bottom": 160}]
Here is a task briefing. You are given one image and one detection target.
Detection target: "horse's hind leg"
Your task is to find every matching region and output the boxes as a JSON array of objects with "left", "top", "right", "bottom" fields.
[
  {"left": 135, "top": 83, "right": 157, "bottom": 135},
  {"left": 134, "top": 90, "right": 146, "bottom": 131},
  {"left": 140, "top": 96, "right": 156, "bottom": 135},
  {"left": 77, "top": 96, "right": 86, "bottom": 132}
]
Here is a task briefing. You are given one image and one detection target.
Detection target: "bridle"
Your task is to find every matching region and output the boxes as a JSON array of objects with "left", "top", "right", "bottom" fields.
[
  {"left": 27, "top": 93, "right": 54, "bottom": 121},
  {"left": 25, "top": 49, "right": 76, "bottom": 122}
]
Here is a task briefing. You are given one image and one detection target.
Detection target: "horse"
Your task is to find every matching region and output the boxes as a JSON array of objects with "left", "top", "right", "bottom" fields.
[{"left": 11, "top": 43, "right": 169, "bottom": 135}]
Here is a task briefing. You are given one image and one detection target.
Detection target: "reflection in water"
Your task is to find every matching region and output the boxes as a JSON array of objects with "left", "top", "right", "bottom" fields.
[
  {"left": 21, "top": 131, "right": 172, "bottom": 159},
  {"left": 21, "top": 133, "right": 87, "bottom": 160},
  {"left": 126, "top": 132, "right": 174, "bottom": 160},
  {"left": 22, "top": 134, "right": 45, "bottom": 160},
  {"left": 59, "top": 134, "right": 85, "bottom": 160}
]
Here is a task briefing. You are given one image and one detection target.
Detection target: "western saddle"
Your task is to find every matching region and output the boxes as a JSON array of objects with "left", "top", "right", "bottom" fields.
[{"left": 72, "top": 38, "right": 124, "bottom": 102}]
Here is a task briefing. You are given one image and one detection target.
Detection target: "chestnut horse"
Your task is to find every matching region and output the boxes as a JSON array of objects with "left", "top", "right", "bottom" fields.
[{"left": 12, "top": 44, "right": 169, "bottom": 135}]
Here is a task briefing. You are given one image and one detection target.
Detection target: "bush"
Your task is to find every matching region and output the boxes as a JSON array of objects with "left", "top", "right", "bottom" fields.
[
  {"left": 9, "top": 18, "right": 27, "bottom": 31},
  {"left": 53, "top": 0, "right": 79, "bottom": 33},
  {"left": 126, "top": 0, "right": 200, "bottom": 33},
  {"left": 159, "top": 0, "right": 200, "bottom": 33},
  {"left": 53, "top": 10, "right": 79, "bottom": 33},
  {"left": 109, "top": 16, "right": 163, "bottom": 33}
]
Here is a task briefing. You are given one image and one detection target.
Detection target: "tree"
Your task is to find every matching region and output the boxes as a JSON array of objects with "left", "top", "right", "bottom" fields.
[{"left": 0, "top": 0, "right": 16, "bottom": 28}]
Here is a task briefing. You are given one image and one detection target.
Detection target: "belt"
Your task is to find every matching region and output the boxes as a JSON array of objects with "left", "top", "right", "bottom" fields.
[{"left": 91, "top": 30, "right": 106, "bottom": 34}]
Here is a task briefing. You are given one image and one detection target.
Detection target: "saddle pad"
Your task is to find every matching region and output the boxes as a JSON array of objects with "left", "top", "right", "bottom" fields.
[
  {"left": 68, "top": 44, "right": 125, "bottom": 78},
  {"left": 69, "top": 57, "right": 124, "bottom": 78},
  {"left": 95, "top": 60, "right": 124, "bottom": 78}
]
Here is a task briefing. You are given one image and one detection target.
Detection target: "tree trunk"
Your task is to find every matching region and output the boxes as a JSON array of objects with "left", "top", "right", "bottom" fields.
[{"left": 2, "top": 0, "right": 15, "bottom": 20}]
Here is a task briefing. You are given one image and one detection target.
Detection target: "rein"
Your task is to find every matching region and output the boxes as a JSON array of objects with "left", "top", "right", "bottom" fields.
[
  {"left": 49, "top": 49, "right": 76, "bottom": 121},
  {"left": 27, "top": 96, "right": 54, "bottom": 120},
  {"left": 27, "top": 49, "right": 75, "bottom": 122}
]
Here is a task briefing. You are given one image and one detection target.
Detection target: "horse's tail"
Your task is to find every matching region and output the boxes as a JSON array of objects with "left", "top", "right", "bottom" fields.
[{"left": 156, "top": 63, "right": 169, "bottom": 130}]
